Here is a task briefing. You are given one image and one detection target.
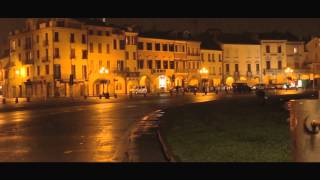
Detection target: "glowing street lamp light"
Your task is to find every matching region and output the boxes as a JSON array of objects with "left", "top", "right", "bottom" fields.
[
  {"left": 199, "top": 67, "right": 208, "bottom": 74},
  {"left": 284, "top": 67, "right": 293, "bottom": 74},
  {"left": 99, "top": 67, "right": 109, "bottom": 74}
]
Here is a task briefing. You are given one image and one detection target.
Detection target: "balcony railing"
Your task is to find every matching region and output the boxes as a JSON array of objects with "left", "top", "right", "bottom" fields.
[{"left": 151, "top": 69, "right": 166, "bottom": 74}]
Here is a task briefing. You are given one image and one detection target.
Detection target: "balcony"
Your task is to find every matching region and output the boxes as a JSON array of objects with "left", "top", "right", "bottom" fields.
[{"left": 151, "top": 69, "right": 166, "bottom": 74}]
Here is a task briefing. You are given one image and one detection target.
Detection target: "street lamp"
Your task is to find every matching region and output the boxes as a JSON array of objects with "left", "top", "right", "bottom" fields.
[
  {"left": 199, "top": 67, "right": 209, "bottom": 93},
  {"left": 285, "top": 67, "right": 294, "bottom": 88},
  {"left": 99, "top": 67, "right": 109, "bottom": 96}
]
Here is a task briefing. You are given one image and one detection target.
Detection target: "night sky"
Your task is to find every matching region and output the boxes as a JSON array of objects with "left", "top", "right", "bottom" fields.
[{"left": 1, "top": 18, "right": 320, "bottom": 41}]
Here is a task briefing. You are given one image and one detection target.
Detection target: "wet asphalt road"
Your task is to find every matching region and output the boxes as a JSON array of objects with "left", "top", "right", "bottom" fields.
[{"left": 0, "top": 93, "right": 217, "bottom": 162}]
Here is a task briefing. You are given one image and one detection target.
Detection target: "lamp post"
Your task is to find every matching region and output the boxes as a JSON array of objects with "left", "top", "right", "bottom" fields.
[
  {"left": 99, "top": 67, "right": 109, "bottom": 97},
  {"left": 200, "top": 67, "right": 209, "bottom": 94},
  {"left": 285, "top": 67, "right": 294, "bottom": 86}
]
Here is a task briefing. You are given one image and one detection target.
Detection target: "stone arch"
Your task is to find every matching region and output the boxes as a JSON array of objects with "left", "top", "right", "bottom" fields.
[{"left": 139, "top": 75, "right": 151, "bottom": 93}]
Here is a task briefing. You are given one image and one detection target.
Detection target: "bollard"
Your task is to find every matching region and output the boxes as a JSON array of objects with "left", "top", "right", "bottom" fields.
[
  {"left": 2, "top": 98, "right": 6, "bottom": 104},
  {"left": 15, "top": 97, "right": 18, "bottom": 103},
  {"left": 129, "top": 92, "right": 133, "bottom": 99},
  {"left": 289, "top": 99, "right": 320, "bottom": 162}
]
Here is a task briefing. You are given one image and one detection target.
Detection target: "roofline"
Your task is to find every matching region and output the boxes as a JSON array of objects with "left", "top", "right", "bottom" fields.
[{"left": 138, "top": 36, "right": 200, "bottom": 43}]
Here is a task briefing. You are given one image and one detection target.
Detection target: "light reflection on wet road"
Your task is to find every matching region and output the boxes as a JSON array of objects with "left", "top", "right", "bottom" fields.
[{"left": 0, "top": 94, "right": 217, "bottom": 162}]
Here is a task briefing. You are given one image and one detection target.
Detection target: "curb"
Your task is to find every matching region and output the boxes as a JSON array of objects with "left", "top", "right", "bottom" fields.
[{"left": 157, "top": 130, "right": 177, "bottom": 162}]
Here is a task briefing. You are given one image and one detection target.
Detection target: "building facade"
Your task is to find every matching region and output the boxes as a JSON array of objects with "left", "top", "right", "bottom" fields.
[
  {"left": 222, "top": 43, "right": 261, "bottom": 86},
  {"left": 261, "top": 39, "right": 310, "bottom": 86},
  {"left": 2, "top": 18, "right": 320, "bottom": 99}
]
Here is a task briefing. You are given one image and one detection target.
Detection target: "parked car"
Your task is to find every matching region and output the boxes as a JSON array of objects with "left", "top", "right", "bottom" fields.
[
  {"left": 251, "top": 83, "right": 266, "bottom": 90},
  {"left": 232, "top": 83, "right": 251, "bottom": 93},
  {"left": 130, "top": 86, "right": 148, "bottom": 95}
]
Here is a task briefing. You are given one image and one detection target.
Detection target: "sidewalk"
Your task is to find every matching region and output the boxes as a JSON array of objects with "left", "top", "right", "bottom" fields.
[{"left": 0, "top": 92, "right": 189, "bottom": 112}]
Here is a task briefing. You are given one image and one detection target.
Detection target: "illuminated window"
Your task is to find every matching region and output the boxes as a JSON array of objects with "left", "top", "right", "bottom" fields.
[
  {"left": 201, "top": 53, "right": 204, "bottom": 61},
  {"left": 37, "top": 50, "right": 40, "bottom": 59},
  {"left": 208, "top": 54, "right": 211, "bottom": 62},
  {"left": 212, "top": 54, "right": 215, "bottom": 62},
  {"left": 18, "top": 53, "right": 21, "bottom": 61},
  {"left": 293, "top": 47, "right": 298, "bottom": 54},
  {"left": 11, "top": 40, "right": 16, "bottom": 50}
]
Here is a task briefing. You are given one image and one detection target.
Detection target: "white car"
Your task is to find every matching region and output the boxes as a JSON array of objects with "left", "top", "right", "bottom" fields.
[{"left": 131, "top": 86, "right": 147, "bottom": 95}]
